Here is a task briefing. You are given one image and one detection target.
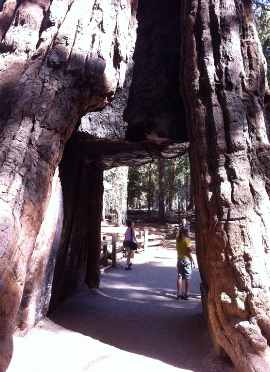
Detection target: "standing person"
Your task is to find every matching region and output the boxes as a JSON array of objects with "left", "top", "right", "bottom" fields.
[
  {"left": 176, "top": 228, "right": 195, "bottom": 299},
  {"left": 123, "top": 220, "right": 137, "bottom": 270}
]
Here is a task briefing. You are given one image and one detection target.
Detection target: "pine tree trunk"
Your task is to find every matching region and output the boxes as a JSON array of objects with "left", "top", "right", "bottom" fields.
[
  {"left": 182, "top": 0, "right": 270, "bottom": 370},
  {"left": 147, "top": 165, "right": 153, "bottom": 213},
  {"left": 158, "top": 158, "right": 166, "bottom": 221},
  {"left": 168, "top": 161, "right": 176, "bottom": 212},
  {"left": 0, "top": 1, "right": 136, "bottom": 370}
]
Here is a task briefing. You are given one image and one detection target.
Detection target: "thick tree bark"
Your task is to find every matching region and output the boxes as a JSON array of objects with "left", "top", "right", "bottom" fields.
[
  {"left": 49, "top": 138, "right": 103, "bottom": 312},
  {"left": 85, "top": 163, "right": 103, "bottom": 288},
  {"left": 182, "top": 0, "right": 270, "bottom": 370},
  {"left": 17, "top": 168, "right": 63, "bottom": 332},
  {"left": 124, "top": 0, "right": 187, "bottom": 142},
  {"left": 0, "top": 1, "right": 136, "bottom": 370}
]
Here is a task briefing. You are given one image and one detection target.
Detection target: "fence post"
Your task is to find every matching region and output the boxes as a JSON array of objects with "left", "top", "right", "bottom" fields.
[
  {"left": 112, "top": 233, "right": 117, "bottom": 267},
  {"left": 144, "top": 229, "right": 148, "bottom": 251}
]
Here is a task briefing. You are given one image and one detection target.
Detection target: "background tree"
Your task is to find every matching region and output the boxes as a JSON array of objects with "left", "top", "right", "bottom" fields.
[
  {"left": 103, "top": 167, "right": 129, "bottom": 226},
  {"left": 254, "top": 0, "right": 270, "bottom": 80},
  {"left": 127, "top": 162, "right": 158, "bottom": 210},
  {"left": 158, "top": 158, "right": 166, "bottom": 221},
  {"left": 127, "top": 154, "right": 191, "bottom": 220},
  {"left": 175, "top": 154, "right": 190, "bottom": 213},
  {"left": 145, "top": 163, "right": 156, "bottom": 212}
]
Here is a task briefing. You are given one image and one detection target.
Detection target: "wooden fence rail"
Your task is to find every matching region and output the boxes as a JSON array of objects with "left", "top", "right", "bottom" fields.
[{"left": 100, "top": 229, "right": 149, "bottom": 268}]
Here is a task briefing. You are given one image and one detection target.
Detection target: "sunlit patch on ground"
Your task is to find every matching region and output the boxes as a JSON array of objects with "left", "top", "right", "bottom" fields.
[{"left": 8, "top": 245, "right": 232, "bottom": 372}]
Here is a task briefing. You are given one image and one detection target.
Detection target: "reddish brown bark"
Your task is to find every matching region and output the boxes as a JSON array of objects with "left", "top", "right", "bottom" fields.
[
  {"left": 182, "top": 0, "right": 270, "bottom": 370},
  {"left": 0, "top": 1, "right": 136, "bottom": 370},
  {"left": 125, "top": 0, "right": 188, "bottom": 143},
  {"left": 18, "top": 168, "right": 63, "bottom": 331},
  {"left": 49, "top": 138, "right": 103, "bottom": 312},
  {"left": 85, "top": 163, "right": 103, "bottom": 288}
]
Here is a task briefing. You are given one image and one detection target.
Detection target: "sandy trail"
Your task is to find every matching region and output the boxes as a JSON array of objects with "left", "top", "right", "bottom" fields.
[{"left": 8, "top": 246, "right": 232, "bottom": 372}]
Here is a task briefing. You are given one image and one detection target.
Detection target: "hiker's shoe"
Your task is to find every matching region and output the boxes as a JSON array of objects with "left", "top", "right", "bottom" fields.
[
  {"left": 125, "top": 266, "right": 132, "bottom": 270},
  {"left": 183, "top": 295, "right": 189, "bottom": 300}
]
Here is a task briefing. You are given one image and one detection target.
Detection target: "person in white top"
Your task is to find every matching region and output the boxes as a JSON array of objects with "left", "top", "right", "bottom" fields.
[{"left": 123, "top": 220, "right": 137, "bottom": 270}]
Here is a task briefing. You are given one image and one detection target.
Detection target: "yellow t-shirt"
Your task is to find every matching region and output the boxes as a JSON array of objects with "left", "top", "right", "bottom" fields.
[{"left": 176, "top": 238, "right": 192, "bottom": 260}]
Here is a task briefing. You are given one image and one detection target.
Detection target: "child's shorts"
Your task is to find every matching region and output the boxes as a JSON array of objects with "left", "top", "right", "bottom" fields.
[{"left": 177, "top": 258, "right": 192, "bottom": 280}]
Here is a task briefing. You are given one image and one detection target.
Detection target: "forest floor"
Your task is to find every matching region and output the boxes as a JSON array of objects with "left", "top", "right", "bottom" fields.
[{"left": 7, "top": 223, "right": 233, "bottom": 372}]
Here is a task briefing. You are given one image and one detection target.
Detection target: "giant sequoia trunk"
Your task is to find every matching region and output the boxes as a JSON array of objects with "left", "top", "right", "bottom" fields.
[
  {"left": 182, "top": 0, "right": 270, "bottom": 370},
  {"left": 0, "top": 1, "right": 136, "bottom": 371},
  {"left": 49, "top": 137, "right": 103, "bottom": 312}
]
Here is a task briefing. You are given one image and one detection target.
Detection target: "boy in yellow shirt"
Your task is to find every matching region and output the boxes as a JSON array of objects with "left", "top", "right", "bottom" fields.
[{"left": 176, "top": 228, "right": 195, "bottom": 300}]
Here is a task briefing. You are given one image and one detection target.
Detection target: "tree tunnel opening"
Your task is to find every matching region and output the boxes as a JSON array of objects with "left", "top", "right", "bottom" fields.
[
  {"left": 48, "top": 137, "right": 191, "bottom": 313},
  {"left": 47, "top": 145, "right": 210, "bottom": 371},
  {"left": 48, "top": 0, "right": 192, "bottom": 312},
  {"left": 45, "top": 0, "right": 206, "bottom": 347}
]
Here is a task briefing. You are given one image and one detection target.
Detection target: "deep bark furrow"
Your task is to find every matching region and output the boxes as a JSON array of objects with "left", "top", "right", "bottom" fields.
[
  {"left": 0, "top": 2, "right": 137, "bottom": 371},
  {"left": 182, "top": 0, "right": 270, "bottom": 370},
  {"left": 18, "top": 167, "right": 62, "bottom": 330}
]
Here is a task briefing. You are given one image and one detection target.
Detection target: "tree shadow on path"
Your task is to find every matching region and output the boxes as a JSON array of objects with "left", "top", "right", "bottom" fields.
[{"left": 51, "top": 255, "right": 230, "bottom": 372}]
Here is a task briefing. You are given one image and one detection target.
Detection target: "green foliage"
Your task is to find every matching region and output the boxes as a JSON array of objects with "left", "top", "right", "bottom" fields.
[
  {"left": 174, "top": 154, "right": 190, "bottom": 210},
  {"left": 254, "top": 0, "right": 270, "bottom": 80},
  {"left": 128, "top": 162, "right": 158, "bottom": 209},
  {"left": 103, "top": 166, "right": 129, "bottom": 225},
  {"left": 127, "top": 154, "right": 190, "bottom": 212}
]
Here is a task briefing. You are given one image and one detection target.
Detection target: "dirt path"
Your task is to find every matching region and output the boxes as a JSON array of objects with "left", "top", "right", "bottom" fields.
[{"left": 8, "top": 245, "right": 232, "bottom": 372}]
